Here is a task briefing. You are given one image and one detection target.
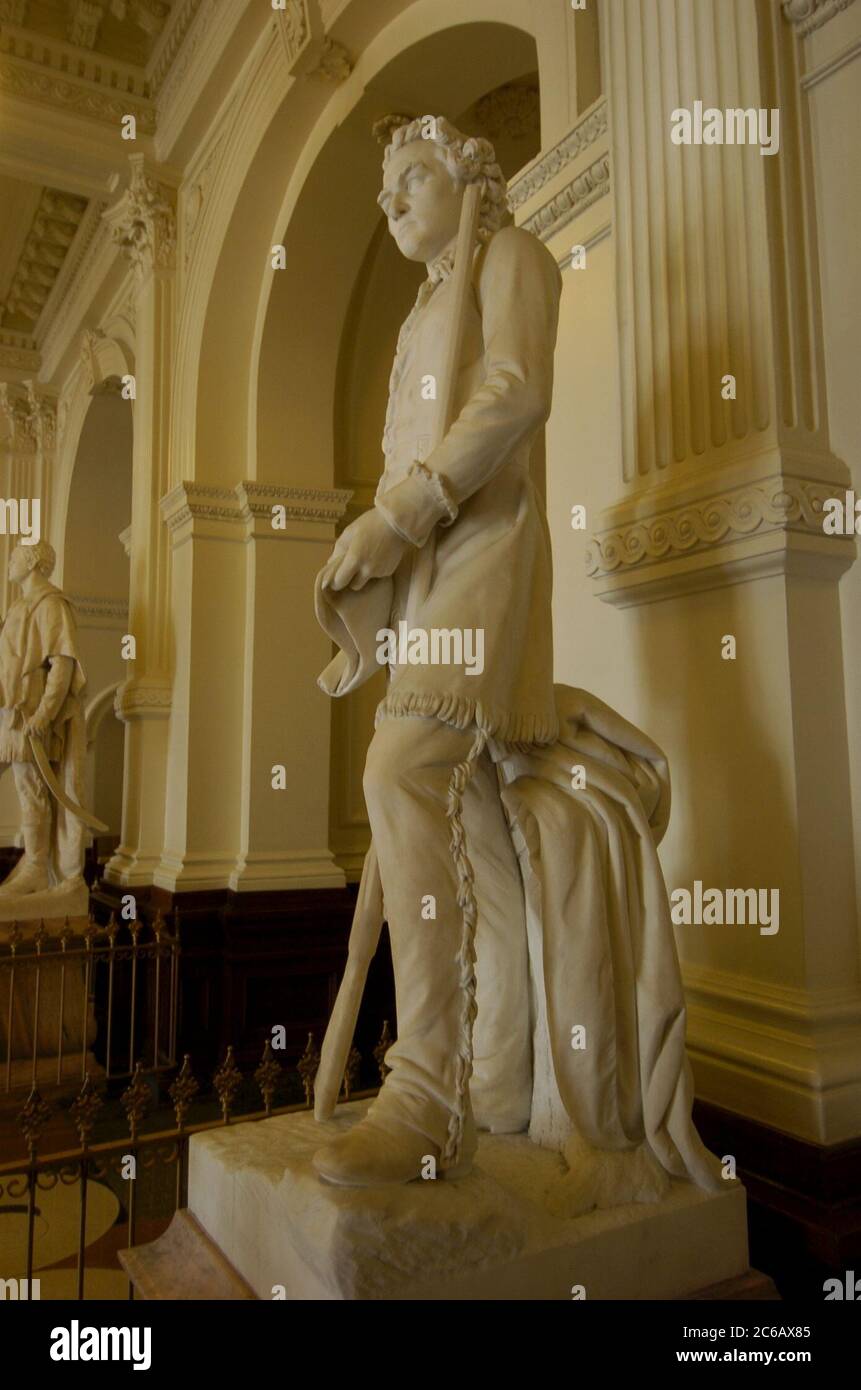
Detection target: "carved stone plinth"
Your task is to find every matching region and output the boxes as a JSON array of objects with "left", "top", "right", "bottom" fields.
[
  {"left": 0, "top": 877, "right": 88, "bottom": 922},
  {"left": 175, "top": 1101, "right": 754, "bottom": 1301},
  {"left": 0, "top": 914, "right": 96, "bottom": 1067}
]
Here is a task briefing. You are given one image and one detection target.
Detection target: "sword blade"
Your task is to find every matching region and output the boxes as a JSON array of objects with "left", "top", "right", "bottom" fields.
[{"left": 29, "top": 736, "right": 110, "bottom": 834}]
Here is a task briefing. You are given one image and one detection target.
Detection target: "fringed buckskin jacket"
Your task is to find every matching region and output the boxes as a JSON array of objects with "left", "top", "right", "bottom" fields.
[{"left": 316, "top": 223, "right": 563, "bottom": 746}]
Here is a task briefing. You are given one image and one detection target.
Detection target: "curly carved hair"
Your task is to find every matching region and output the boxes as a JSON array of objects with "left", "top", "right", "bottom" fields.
[
  {"left": 382, "top": 115, "right": 513, "bottom": 241},
  {"left": 18, "top": 539, "right": 56, "bottom": 577}
]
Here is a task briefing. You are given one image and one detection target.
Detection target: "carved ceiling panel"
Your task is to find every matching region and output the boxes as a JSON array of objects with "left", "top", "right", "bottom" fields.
[{"left": 0, "top": 184, "right": 88, "bottom": 332}]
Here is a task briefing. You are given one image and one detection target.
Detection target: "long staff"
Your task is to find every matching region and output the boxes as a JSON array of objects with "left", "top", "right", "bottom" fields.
[
  {"left": 404, "top": 181, "right": 482, "bottom": 629},
  {"left": 313, "top": 182, "right": 483, "bottom": 1122}
]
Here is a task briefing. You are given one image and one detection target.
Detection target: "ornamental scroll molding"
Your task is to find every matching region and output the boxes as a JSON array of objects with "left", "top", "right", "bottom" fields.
[
  {"left": 585, "top": 476, "right": 852, "bottom": 579},
  {"left": 782, "top": 0, "right": 857, "bottom": 36},
  {"left": 508, "top": 100, "right": 608, "bottom": 211},
  {"left": 103, "top": 156, "right": 177, "bottom": 276},
  {"left": 521, "top": 153, "right": 611, "bottom": 243}
]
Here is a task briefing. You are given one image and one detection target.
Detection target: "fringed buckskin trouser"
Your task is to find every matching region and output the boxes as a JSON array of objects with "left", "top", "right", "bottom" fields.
[{"left": 363, "top": 714, "right": 533, "bottom": 1165}]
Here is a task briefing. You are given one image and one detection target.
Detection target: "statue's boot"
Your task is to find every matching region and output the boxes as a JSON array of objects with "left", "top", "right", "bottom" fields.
[
  {"left": 313, "top": 1088, "right": 477, "bottom": 1187},
  {"left": 0, "top": 820, "right": 50, "bottom": 895}
]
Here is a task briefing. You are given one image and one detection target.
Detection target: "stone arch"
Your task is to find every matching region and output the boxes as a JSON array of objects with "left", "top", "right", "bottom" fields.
[
  {"left": 176, "top": 0, "right": 540, "bottom": 490},
  {"left": 250, "top": 7, "right": 542, "bottom": 872},
  {"left": 60, "top": 327, "right": 134, "bottom": 846},
  {"left": 159, "top": 0, "right": 548, "bottom": 892},
  {"left": 54, "top": 325, "right": 135, "bottom": 589}
]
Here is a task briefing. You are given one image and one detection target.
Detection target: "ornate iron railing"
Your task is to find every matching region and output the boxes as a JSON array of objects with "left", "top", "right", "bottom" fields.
[
  {"left": 0, "top": 911, "right": 178, "bottom": 1094},
  {"left": 0, "top": 1024, "right": 393, "bottom": 1301}
]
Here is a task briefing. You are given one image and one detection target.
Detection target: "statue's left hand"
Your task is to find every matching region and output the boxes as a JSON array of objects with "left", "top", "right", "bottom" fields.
[{"left": 321, "top": 508, "right": 408, "bottom": 592}]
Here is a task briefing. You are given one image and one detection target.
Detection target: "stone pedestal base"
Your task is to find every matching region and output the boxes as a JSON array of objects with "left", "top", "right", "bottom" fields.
[
  {"left": 0, "top": 877, "right": 88, "bottom": 922},
  {"left": 180, "top": 1101, "right": 752, "bottom": 1301},
  {"left": 0, "top": 914, "right": 96, "bottom": 1067}
]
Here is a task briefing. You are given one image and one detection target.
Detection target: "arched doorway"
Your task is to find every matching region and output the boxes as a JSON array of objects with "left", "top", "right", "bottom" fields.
[
  {"left": 63, "top": 387, "right": 132, "bottom": 864},
  {"left": 255, "top": 21, "right": 542, "bottom": 875}
]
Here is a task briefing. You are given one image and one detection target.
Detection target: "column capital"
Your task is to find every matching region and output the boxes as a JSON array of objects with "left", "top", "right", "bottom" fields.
[
  {"left": 0, "top": 379, "right": 58, "bottom": 453},
  {"left": 103, "top": 154, "right": 177, "bottom": 278}
]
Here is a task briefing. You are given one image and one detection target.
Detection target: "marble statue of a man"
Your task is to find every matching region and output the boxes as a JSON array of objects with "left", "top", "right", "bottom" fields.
[
  {"left": 313, "top": 117, "right": 721, "bottom": 1207},
  {"left": 0, "top": 540, "right": 87, "bottom": 898}
]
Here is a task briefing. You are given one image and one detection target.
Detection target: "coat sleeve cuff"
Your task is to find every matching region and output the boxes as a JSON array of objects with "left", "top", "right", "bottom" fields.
[{"left": 375, "top": 461, "right": 459, "bottom": 547}]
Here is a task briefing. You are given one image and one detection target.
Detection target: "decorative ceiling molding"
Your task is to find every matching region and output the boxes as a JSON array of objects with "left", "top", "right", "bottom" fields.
[
  {"left": 0, "top": 188, "right": 88, "bottom": 332},
  {"left": 521, "top": 153, "right": 610, "bottom": 243},
  {"left": 782, "top": 0, "right": 857, "bottom": 36},
  {"left": 39, "top": 202, "right": 111, "bottom": 373},
  {"left": 508, "top": 100, "right": 608, "bottom": 211},
  {"left": 0, "top": 51, "right": 156, "bottom": 133},
  {"left": 103, "top": 155, "right": 177, "bottom": 275},
  {"left": 151, "top": 0, "right": 215, "bottom": 127},
  {"left": 68, "top": 1, "right": 106, "bottom": 50},
  {"left": 0, "top": 330, "right": 40, "bottom": 372},
  {"left": 273, "top": 0, "right": 316, "bottom": 72},
  {"left": 147, "top": 0, "right": 206, "bottom": 95},
  {"left": 272, "top": 0, "right": 350, "bottom": 82},
  {"left": 180, "top": 95, "right": 238, "bottom": 268}
]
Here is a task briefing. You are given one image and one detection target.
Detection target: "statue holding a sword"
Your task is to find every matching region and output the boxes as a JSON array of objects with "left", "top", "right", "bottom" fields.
[{"left": 0, "top": 539, "right": 106, "bottom": 904}]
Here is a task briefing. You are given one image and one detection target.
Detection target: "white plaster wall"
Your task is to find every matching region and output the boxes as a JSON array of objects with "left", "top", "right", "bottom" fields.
[{"left": 546, "top": 232, "right": 811, "bottom": 996}]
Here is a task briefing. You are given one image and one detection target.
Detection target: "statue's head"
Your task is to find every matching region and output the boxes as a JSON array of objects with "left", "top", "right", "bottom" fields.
[
  {"left": 378, "top": 115, "right": 511, "bottom": 265},
  {"left": 8, "top": 539, "right": 55, "bottom": 584}
]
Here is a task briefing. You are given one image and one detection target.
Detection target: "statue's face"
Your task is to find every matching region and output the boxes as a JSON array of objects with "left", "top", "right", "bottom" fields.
[
  {"left": 379, "top": 142, "right": 465, "bottom": 265},
  {"left": 7, "top": 546, "right": 30, "bottom": 584}
]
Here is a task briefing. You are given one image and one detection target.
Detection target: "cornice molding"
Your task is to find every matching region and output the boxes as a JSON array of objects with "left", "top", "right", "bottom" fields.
[
  {"left": 0, "top": 332, "right": 40, "bottom": 372},
  {"left": 69, "top": 592, "right": 129, "bottom": 622},
  {"left": 782, "top": 0, "right": 857, "bottom": 36},
  {"left": 147, "top": 0, "right": 207, "bottom": 95},
  {"left": 508, "top": 99, "right": 608, "bottom": 211},
  {"left": 160, "top": 480, "right": 353, "bottom": 534},
  {"left": 521, "top": 152, "right": 611, "bottom": 243},
  {"left": 0, "top": 48, "right": 156, "bottom": 134},
  {"left": 236, "top": 481, "right": 353, "bottom": 524}
]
